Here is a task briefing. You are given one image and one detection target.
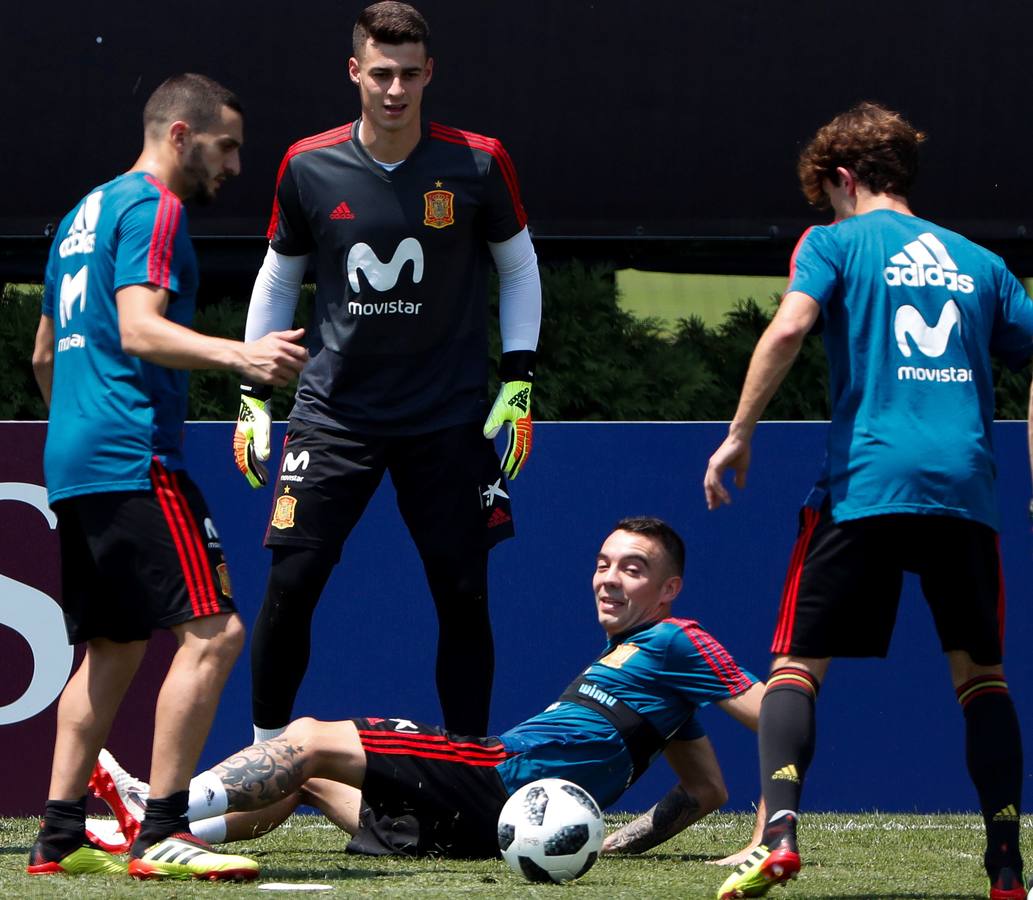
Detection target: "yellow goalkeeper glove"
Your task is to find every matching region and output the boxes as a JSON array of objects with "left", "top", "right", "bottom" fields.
[
  {"left": 483, "top": 351, "right": 535, "bottom": 479},
  {"left": 233, "top": 386, "right": 272, "bottom": 488}
]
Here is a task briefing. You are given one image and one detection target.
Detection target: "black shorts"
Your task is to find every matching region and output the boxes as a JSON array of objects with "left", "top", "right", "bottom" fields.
[
  {"left": 264, "top": 419, "right": 515, "bottom": 560},
  {"left": 346, "top": 717, "right": 510, "bottom": 858},
  {"left": 54, "top": 460, "right": 236, "bottom": 644},
  {"left": 772, "top": 504, "right": 1005, "bottom": 665}
]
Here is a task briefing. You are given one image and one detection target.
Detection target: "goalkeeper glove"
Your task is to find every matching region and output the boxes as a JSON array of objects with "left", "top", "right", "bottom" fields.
[
  {"left": 233, "top": 385, "right": 272, "bottom": 488},
  {"left": 483, "top": 351, "right": 535, "bottom": 479}
]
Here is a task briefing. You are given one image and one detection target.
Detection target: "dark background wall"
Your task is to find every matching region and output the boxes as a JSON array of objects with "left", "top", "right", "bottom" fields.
[{"left": 7, "top": 0, "right": 1033, "bottom": 281}]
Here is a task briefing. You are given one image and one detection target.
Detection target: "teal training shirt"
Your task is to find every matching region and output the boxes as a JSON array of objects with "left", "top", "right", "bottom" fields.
[
  {"left": 497, "top": 618, "right": 756, "bottom": 809},
  {"left": 42, "top": 172, "right": 198, "bottom": 503},
  {"left": 788, "top": 210, "right": 1033, "bottom": 529}
]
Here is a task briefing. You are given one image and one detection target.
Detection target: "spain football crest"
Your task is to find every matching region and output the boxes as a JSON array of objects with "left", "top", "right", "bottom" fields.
[
  {"left": 270, "top": 495, "right": 298, "bottom": 530},
  {"left": 423, "top": 189, "right": 455, "bottom": 228},
  {"left": 599, "top": 643, "right": 640, "bottom": 669},
  {"left": 216, "top": 562, "right": 233, "bottom": 598}
]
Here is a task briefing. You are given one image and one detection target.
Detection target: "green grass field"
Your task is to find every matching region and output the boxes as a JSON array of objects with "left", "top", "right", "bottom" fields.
[{"left": 2, "top": 812, "right": 1023, "bottom": 898}]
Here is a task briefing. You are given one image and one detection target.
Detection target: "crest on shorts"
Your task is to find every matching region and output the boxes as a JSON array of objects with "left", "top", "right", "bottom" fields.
[
  {"left": 423, "top": 189, "right": 455, "bottom": 228},
  {"left": 270, "top": 495, "right": 297, "bottom": 530},
  {"left": 599, "top": 643, "right": 640, "bottom": 669},
  {"left": 216, "top": 562, "right": 233, "bottom": 598}
]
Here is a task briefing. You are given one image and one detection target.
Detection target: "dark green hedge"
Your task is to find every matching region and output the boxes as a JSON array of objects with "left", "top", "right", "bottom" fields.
[{"left": 2, "top": 265, "right": 1029, "bottom": 421}]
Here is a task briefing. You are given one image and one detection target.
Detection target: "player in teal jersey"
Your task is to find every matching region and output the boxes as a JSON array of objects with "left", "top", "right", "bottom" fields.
[
  {"left": 92, "top": 517, "right": 766, "bottom": 864},
  {"left": 28, "top": 74, "right": 307, "bottom": 881},
  {"left": 705, "top": 103, "right": 1033, "bottom": 900}
]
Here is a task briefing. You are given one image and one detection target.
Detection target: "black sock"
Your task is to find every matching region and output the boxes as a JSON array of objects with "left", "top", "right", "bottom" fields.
[
  {"left": 758, "top": 666, "right": 820, "bottom": 847},
  {"left": 36, "top": 797, "right": 87, "bottom": 856},
  {"left": 250, "top": 546, "right": 336, "bottom": 729},
  {"left": 425, "top": 553, "right": 493, "bottom": 735},
  {"left": 956, "top": 675, "right": 1024, "bottom": 880},
  {"left": 132, "top": 791, "right": 189, "bottom": 855}
]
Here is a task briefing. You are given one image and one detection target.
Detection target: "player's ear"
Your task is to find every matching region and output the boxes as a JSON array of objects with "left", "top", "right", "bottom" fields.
[
  {"left": 423, "top": 56, "right": 434, "bottom": 86},
  {"left": 661, "top": 575, "right": 682, "bottom": 604},
  {"left": 348, "top": 57, "right": 361, "bottom": 85},
  {"left": 169, "top": 121, "right": 191, "bottom": 152},
  {"left": 835, "top": 166, "right": 857, "bottom": 196}
]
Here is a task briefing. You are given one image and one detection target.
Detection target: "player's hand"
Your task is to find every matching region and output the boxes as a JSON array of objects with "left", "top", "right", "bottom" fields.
[
  {"left": 233, "top": 390, "right": 272, "bottom": 488},
  {"left": 484, "top": 381, "right": 533, "bottom": 479},
  {"left": 239, "top": 328, "right": 308, "bottom": 386},
  {"left": 703, "top": 433, "right": 751, "bottom": 510}
]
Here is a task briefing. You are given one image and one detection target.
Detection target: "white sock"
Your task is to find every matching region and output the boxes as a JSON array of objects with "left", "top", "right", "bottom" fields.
[
  {"left": 254, "top": 724, "right": 287, "bottom": 742},
  {"left": 187, "top": 770, "right": 229, "bottom": 821},
  {"left": 189, "top": 815, "right": 227, "bottom": 844}
]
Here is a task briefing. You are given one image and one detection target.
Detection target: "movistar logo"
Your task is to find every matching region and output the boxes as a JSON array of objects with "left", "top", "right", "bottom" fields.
[
  {"left": 577, "top": 682, "right": 617, "bottom": 708},
  {"left": 894, "top": 299, "right": 974, "bottom": 383},
  {"left": 347, "top": 237, "right": 424, "bottom": 292},
  {"left": 894, "top": 299, "right": 959, "bottom": 358},
  {"left": 883, "top": 232, "right": 974, "bottom": 293}
]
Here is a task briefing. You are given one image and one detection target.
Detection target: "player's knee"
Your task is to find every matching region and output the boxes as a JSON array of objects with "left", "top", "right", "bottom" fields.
[{"left": 282, "top": 716, "right": 322, "bottom": 745}]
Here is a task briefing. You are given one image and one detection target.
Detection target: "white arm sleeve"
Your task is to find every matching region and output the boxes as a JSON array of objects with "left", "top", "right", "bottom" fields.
[
  {"left": 243, "top": 246, "right": 309, "bottom": 341},
  {"left": 489, "top": 227, "right": 541, "bottom": 353}
]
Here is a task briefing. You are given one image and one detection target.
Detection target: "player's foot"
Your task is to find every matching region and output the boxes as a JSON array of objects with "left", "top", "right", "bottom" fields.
[
  {"left": 989, "top": 866, "right": 1027, "bottom": 899},
  {"left": 27, "top": 838, "right": 126, "bottom": 876},
  {"left": 128, "top": 833, "right": 258, "bottom": 881},
  {"left": 716, "top": 843, "right": 801, "bottom": 899},
  {"left": 89, "top": 748, "right": 148, "bottom": 847}
]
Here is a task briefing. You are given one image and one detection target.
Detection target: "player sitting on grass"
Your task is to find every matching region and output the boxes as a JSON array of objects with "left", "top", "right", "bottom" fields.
[{"left": 92, "top": 517, "right": 765, "bottom": 862}]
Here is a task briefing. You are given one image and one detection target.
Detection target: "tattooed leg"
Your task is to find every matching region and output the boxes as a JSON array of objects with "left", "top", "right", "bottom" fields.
[
  {"left": 209, "top": 718, "right": 366, "bottom": 814},
  {"left": 213, "top": 739, "right": 310, "bottom": 812}
]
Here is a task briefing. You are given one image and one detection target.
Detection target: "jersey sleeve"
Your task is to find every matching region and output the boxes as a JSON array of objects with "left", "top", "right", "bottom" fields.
[
  {"left": 990, "top": 262, "right": 1033, "bottom": 370},
  {"left": 786, "top": 225, "right": 840, "bottom": 311},
  {"left": 663, "top": 622, "right": 758, "bottom": 707},
  {"left": 41, "top": 234, "right": 60, "bottom": 318},
  {"left": 267, "top": 156, "right": 316, "bottom": 256},
  {"left": 114, "top": 193, "right": 185, "bottom": 293},
  {"left": 480, "top": 139, "right": 528, "bottom": 243}
]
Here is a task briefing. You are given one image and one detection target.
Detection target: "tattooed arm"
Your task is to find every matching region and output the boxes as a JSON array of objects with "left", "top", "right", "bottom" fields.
[{"left": 603, "top": 736, "right": 727, "bottom": 854}]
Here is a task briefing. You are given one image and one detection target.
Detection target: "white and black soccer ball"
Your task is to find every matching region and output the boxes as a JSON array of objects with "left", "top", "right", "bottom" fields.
[{"left": 497, "top": 778, "right": 604, "bottom": 883}]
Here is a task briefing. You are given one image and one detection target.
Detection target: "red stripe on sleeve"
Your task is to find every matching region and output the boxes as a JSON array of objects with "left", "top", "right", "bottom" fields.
[
  {"left": 266, "top": 124, "right": 353, "bottom": 240},
  {"left": 143, "top": 176, "right": 183, "bottom": 288},
  {"left": 786, "top": 226, "right": 814, "bottom": 287},
  {"left": 429, "top": 123, "right": 528, "bottom": 229},
  {"left": 681, "top": 624, "right": 752, "bottom": 695}
]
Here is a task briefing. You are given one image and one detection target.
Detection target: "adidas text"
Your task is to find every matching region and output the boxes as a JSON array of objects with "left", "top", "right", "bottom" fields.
[{"left": 883, "top": 264, "right": 974, "bottom": 293}]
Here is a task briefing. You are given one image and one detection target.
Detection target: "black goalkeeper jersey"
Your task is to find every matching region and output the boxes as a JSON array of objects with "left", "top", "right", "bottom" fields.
[{"left": 267, "top": 119, "right": 528, "bottom": 435}]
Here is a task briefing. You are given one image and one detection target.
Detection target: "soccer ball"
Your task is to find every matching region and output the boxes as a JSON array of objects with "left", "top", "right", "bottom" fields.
[{"left": 497, "top": 778, "right": 604, "bottom": 883}]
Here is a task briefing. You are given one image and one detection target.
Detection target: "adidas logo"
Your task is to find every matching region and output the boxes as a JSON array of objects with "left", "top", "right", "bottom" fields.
[
  {"left": 487, "top": 507, "right": 512, "bottom": 528},
  {"left": 507, "top": 387, "right": 531, "bottom": 412},
  {"left": 329, "top": 200, "right": 355, "bottom": 220},
  {"left": 59, "top": 189, "right": 103, "bottom": 257},
  {"left": 993, "top": 804, "right": 1020, "bottom": 823},
  {"left": 883, "top": 232, "right": 974, "bottom": 293},
  {"left": 770, "top": 764, "right": 800, "bottom": 783}
]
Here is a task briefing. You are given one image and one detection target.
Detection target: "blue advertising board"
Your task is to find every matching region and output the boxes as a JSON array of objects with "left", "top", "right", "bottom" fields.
[{"left": 3, "top": 421, "right": 1031, "bottom": 818}]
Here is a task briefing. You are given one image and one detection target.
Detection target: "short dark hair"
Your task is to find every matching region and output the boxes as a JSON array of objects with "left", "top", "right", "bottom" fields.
[
  {"left": 797, "top": 101, "right": 926, "bottom": 209},
  {"left": 143, "top": 73, "right": 242, "bottom": 137},
  {"left": 353, "top": 1, "right": 430, "bottom": 57},
  {"left": 613, "top": 516, "right": 685, "bottom": 577}
]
